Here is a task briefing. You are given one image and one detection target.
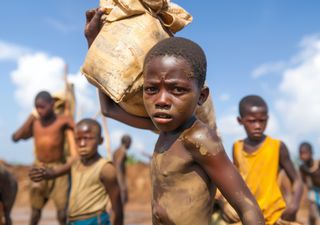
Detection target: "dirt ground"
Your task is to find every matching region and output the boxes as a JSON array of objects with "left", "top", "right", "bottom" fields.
[{"left": 2, "top": 161, "right": 152, "bottom": 225}]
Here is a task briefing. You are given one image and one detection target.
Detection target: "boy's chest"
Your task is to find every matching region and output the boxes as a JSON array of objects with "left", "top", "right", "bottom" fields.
[
  {"left": 151, "top": 140, "right": 194, "bottom": 179},
  {"left": 33, "top": 119, "right": 64, "bottom": 137}
]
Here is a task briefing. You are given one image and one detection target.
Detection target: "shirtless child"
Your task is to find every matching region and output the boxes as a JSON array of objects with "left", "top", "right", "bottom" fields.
[
  {"left": 12, "top": 91, "right": 75, "bottom": 225},
  {"left": 0, "top": 164, "right": 17, "bottom": 225},
  {"left": 299, "top": 142, "right": 320, "bottom": 225},
  {"left": 29, "top": 118, "right": 123, "bottom": 225},
  {"left": 85, "top": 10, "right": 264, "bottom": 225},
  {"left": 113, "top": 135, "right": 131, "bottom": 205}
]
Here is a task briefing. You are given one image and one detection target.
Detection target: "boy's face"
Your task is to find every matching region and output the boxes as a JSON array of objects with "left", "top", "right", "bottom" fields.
[
  {"left": 75, "top": 123, "right": 102, "bottom": 160},
  {"left": 143, "top": 55, "right": 208, "bottom": 132},
  {"left": 35, "top": 98, "right": 54, "bottom": 119},
  {"left": 238, "top": 106, "right": 268, "bottom": 141},
  {"left": 299, "top": 146, "right": 312, "bottom": 164}
]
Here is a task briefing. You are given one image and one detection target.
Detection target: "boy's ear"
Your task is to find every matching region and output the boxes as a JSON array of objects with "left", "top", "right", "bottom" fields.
[
  {"left": 237, "top": 116, "right": 243, "bottom": 125},
  {"left": 99, "top": 136, "right": 104, "bottom": 145},
  {"left": 198, "top": 86, "right": 209, "bottom": 106}
]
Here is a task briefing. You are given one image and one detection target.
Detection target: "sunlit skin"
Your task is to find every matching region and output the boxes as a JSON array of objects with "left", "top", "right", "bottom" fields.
[
  {"left": 143, "top": 56, "right": 265, "bottom": 225},
  {"left": 237, "top": 105, "right": 303, "bottom": 221},
  {"left": 12, "top": 96, "right": 75, "bottom": 225}
]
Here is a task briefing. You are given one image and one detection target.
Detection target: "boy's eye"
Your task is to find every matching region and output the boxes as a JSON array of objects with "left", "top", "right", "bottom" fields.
[
  {"left": 172, "top": 87, "right": 187, "bottom": 94},
  {"left": 144, "top": 86, "right": 158, "bottom": 94}
]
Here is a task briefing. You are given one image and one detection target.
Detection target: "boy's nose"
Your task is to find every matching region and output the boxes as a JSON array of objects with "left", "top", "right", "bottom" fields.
[{"left": 155, "top": 90, "right": 171, "bottom": 109}]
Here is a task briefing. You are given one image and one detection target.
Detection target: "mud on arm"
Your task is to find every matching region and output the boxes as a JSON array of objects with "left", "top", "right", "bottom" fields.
[{"left": 184, "top": 129, "right": 265, "bottom": 225}]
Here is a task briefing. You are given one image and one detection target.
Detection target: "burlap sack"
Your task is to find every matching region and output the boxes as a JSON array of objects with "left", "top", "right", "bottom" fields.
[{"left": 82, "top": 0, "right": 216, "bottom": 129}]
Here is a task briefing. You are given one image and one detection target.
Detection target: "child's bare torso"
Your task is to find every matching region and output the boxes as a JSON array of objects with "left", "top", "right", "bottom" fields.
[
  {"left": 151, "top": 120, "right": 218, "bottom": 225},
  {"left": 33, "top": 116, "right": 71, "bottom": 163}
]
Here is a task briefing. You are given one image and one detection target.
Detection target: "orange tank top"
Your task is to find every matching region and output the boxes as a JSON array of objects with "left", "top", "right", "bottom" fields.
[{"left": 233, "top": 136, "right": 286, "bottom": 225}]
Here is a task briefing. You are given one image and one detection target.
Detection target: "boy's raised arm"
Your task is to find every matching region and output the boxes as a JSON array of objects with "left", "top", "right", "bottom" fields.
[
  {"left": 99, "top": 91, "right": 156, "bottom": 130},
  {"left": 186, "top": 130, "right": 265, "bottom": 225},
  {"left": 12, "top": 114, "right": 35, "bottom": 142},
  {"left": 100, "top": 163, "right": 123, "bottom": 225},
  {"left": 279, "top": 142, "right": 303, "bottom": 221}
]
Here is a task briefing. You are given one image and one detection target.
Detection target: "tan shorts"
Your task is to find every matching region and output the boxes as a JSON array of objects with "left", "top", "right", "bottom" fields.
[{"left": 30, "top": 162, "right": 69, "bottom": 210}]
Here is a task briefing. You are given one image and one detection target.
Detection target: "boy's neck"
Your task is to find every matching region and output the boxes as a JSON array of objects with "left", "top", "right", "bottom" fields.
[
  {"left": 40, "top": 112, "right": 56, "bottom": 126},
  {"left": 244, "top": 135, "right": 267, "bottom": 152},
  {"left": 162, "top": 116, "right": 196, "bottom": 136},
  {"left": 305, "top": 158, "right": 315, "bottom": 168},
  {"left": 81, "top": 152, "right": 100, "bottom": 166}
]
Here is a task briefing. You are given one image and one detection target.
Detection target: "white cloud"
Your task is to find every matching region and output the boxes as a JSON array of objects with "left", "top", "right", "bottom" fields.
[
  {"left": 252, "top": 61, "right": 286, "bottom": 78},
  {"left": 253, "top": 34, "right": 320, "bottom": 154},
  {"left": 0, "top": 40, "right": 30, "bottom": 61},
  {"left": 275, "top": 35, "right": 320, "bottom": 135},
  {"left": 10, "top": 52, "right": 96, "bottom": 116},
  {"left": 218, "top": 114, "right": 244, "bottom": 137}
]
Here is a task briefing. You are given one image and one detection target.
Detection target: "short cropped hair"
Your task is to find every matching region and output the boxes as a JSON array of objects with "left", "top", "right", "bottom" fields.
[
  {"left": 76, "top": 118, "right": 102, "bottom": 136},
  {"left": 299, "top": 142, "right": 313, "bottom": 153},
  {"left": 35, "top": 91, "right": 53, "bottom": 103},
  {"left": 121, "top": 135, "right": 131, "bottom": 145},
  {"left": 239, "top": 95, "right": 268, "bottom": 117},
  {"left": 144, "top": 37, "right": 207, "bottom": 87}
]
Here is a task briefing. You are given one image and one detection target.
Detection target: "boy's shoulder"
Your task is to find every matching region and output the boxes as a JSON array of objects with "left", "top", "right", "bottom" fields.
[{"left": 180, "top": 119, "right": 223, "bottom": 156}]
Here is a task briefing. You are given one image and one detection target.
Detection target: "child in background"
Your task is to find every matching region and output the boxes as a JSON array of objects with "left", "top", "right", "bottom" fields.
[
  {"left": 113, "top": 135, "right": 131, "bottom": 205},
  {"left": 12, "top": 91, "right": 75, "bottom": 225},
  {"left": 29, "top": 118, "right": 123, "bottom": 225},
  {"left": 220, "top": 95, "right": 303, "bottom": 225},
  {"left": 299, "top": 142, "right": 320, "bottom": 225}
]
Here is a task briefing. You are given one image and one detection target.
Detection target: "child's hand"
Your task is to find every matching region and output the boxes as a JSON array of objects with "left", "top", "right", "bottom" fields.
[
  {"left": 84, "top": 8, "right": 104, "bottom": 47},
  {"left": 29, "top": 165, "right": 53, "bottom": 182},
  {"left": 281, "top": 204, "right": 298, "bottom": 221}
]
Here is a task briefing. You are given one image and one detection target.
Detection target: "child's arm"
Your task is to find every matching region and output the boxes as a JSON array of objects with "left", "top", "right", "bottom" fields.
[
  {"left": 99, "top": 91, "right": 156, "bottom": 130},
  {"left": 63, "top": 116, "right": 77, "bottom": 157},
  {"left": 186, "top": 130, "right": 265, "bottom": 225},
  {"left": 100, "top": 163, "right": 123, "bottom": 225},
  {"left": 279, "top": 142, "right": 303, "bottom": 221},
  {"left": 29, "top": 158, "right": 75, "bottom": 182},
  {"left": 12, "top": 114, "right": 35, "bottom": 142}
]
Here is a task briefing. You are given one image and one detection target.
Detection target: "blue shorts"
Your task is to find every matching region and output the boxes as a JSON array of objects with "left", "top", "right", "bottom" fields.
[{"left": 68, "top": 212, "right": 110, "bottom": 225}]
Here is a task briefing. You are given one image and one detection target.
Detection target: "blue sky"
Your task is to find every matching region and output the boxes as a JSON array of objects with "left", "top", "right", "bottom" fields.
[{"left": 1, "top": 1, "right": 320, "bottom": 164}]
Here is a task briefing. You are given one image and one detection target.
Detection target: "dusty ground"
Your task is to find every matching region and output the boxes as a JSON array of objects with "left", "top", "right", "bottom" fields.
[{"left": 2, "top": 161, "right": 152, "bottom": 225}]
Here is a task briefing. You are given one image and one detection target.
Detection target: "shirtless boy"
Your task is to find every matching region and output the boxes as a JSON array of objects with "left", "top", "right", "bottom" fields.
[
  {"left": 12, "top": 91, "right": 75, "bottom": 225},
  {"left": 299, "top": 142, "right": 320, "bottom": 225},
  {"left": 29, "top": 118, "right": 123, "bottom": 225},
  {"left": 0, "top": 164, "right": 17, "bottom": 225},
  {"left": 113, "top": 135, "right": 131, "bottom": 205},
  {"left": 221, "top": 95, "right": 303, "bottom": 224},
  {"left": 85, "top": 9, "right": 264, "bottom": 225}
]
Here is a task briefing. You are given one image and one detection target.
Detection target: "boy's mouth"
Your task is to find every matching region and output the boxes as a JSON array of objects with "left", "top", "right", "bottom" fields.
[{"left": 153, "top": 113, "right": 172, "bottom": 124}]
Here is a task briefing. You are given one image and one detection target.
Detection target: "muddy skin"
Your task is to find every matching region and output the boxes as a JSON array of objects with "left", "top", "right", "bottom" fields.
[{"left": 151, "top": 119, "right": 223, "bottom": 225}]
